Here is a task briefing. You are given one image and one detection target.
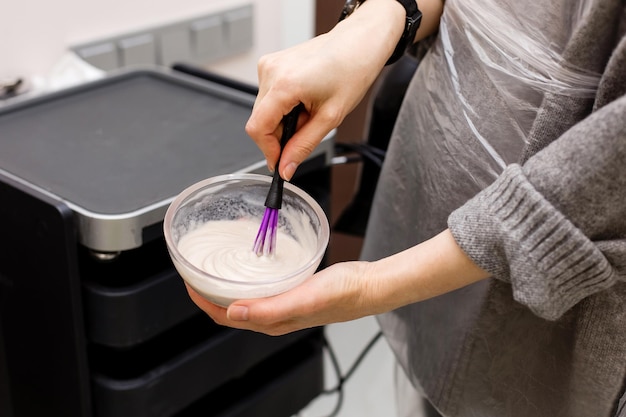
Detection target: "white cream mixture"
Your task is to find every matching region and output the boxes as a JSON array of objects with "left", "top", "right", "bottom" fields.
[{"left": 177, "top": 218, "right": 313, "bottom": 282}]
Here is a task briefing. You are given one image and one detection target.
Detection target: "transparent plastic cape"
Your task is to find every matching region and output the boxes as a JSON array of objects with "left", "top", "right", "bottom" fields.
[
  {"left": 441, "top": 0, "right": 601, "bottom": 169},
  {"left": 360, "top": 0, "right": 603, "bottom": 414}
]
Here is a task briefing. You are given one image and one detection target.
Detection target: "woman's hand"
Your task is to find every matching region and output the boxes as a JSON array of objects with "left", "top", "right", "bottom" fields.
[
  {"left": 246, "top": 0, "right": 406, "bottom": 180},
  {"left": 186, "top": 261, "right": 381, "bottom": 336},
  {"left": 186, "top": 230, "right": 490, "bottom": 336}
]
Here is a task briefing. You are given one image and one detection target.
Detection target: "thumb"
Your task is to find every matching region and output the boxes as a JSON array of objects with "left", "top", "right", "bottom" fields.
[
  {"left": 226, "top": 283, "right": 314, "bottom": 324},
  {"left": 225, "top": 296, "right": 299, "bottom": 324}
]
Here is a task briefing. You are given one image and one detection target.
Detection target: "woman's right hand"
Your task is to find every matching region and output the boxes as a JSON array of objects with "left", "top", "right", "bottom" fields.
[{"left": 245, "top": 0, "right": 406, "bottom": 180}]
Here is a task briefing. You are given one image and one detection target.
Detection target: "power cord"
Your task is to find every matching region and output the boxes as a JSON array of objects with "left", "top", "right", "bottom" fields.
[
  {"left": 333, "top": 143, "right": 386, "bottom": 168},
  {"left": 315, "top": 330, "right": 384, "bottom": 417}
]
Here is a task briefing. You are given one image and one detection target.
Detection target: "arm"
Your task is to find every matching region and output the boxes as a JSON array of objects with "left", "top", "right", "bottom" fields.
[
  {"left": 246, "top": 0, "right": 444, "bottom": 180},
  {"left": 188, "top": 97, "right": 625, "bottom": 334},
  {"left": 187, "top": 228, "right": 489, "bottom": 336},
  {"left": 449, "top": 95, "right": 626, "bottom": 320}
]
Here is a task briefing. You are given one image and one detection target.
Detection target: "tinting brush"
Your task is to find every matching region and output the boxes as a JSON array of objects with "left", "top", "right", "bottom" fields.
[{"left": 253, "top": 103, "right": 304, "bottom": 256}]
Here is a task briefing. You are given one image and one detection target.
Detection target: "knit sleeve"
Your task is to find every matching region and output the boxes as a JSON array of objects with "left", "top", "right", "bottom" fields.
[{"left": 448, "top": 95, "right": 626, "bottom": 320}]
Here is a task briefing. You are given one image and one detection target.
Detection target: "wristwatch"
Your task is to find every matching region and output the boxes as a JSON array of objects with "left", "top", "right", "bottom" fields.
[{"left": 339, "top": 0, "right": 423, "bottom": 65}]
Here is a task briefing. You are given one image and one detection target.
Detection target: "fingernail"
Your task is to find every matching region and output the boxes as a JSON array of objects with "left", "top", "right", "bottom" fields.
[
  {"left": 282, "top": 162, "right": 298, "bottom": 181},
  {"left": 227, "top": 305, "right": 249, "bottom": 321},
  {"left": 267, "top": 161, "right": 274, "bottom": 173}
]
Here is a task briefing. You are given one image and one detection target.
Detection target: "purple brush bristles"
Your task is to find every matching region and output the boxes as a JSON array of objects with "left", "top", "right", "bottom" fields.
[
  {"left": 253, "top": 207, "right": 279, "bottom": 256},
  {"left": 253, "top": 208, "right": 271, "bottom": 255},
  {"left": 253, "top": 103, "right": 303, "bottom": 256}
]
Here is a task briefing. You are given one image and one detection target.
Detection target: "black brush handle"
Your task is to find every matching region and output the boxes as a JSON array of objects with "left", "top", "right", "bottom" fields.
[{"left": 264, "top": 103, "right": 304, "bottom": 209}]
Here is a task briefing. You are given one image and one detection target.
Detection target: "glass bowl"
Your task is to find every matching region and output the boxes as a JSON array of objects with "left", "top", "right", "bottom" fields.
[{"left": 164, "top": 173, "right": 330, "bottom": 307}]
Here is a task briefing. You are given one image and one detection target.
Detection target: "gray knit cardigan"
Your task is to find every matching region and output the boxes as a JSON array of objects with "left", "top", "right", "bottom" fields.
[{"left": 447, "top": 0, "right": 626, "bottom": 415}]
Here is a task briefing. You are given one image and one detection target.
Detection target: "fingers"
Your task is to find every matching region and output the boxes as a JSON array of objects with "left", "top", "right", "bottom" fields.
[
  {"left": 225, "top": 277, "right": 324, "bottom": 335},
  {"left": 245, "top": 88, "right": 301, "bottom": 171},
  {"left": 185, "top": 262, "right": 378, "bottom": 336},
  {"left": 246, "top": 38, "right": 352, "bottom": 179},
  {"left": 277, "top": 106, "right": 342, "bottom": 179},
  {"left": 185, "top": 281, "right": 314, "bottom": 335},
  {"left": 247, "top": 97, "right": 342, "bottom": 180}
]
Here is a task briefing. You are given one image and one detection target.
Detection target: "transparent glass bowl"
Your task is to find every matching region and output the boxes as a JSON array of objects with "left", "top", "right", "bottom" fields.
[{"left": 164, "top": 173, "right": 330, "bottom": 306}]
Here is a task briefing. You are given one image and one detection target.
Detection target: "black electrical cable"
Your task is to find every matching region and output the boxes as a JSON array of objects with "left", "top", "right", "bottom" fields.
[
  {"left": 334, "top": 143, "right": 387, "bottom": 167},
  {"left": 313, "top": 330, "right": 384, "bottom": 417},
  {"left": 322, "top": 336, "right": 345, "bottom": 417}
]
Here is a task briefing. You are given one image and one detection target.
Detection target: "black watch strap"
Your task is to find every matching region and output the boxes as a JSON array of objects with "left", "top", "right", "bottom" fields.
[
  {"left": 387, "top": 0, "right": 422, "bottom": 64},
  {"left": 339, "top": 0, "right": 422, "bottom": 65}
]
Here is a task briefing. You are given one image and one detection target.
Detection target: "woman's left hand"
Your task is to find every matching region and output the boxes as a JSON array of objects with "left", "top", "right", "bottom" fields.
[
  {"left": 186, "top": 230, "right": 490, "bottom": 335},
  {"left": 186, "top": 261, "right": 380, "bottom": 336}
]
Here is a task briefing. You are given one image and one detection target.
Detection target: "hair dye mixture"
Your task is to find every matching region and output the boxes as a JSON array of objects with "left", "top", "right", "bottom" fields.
[{"left": 177, "top": 218, "right": 315, "bottom": 282}]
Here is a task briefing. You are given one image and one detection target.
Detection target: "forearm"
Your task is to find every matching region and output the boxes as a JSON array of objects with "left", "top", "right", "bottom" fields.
[
  {"left": 366, "top": 229, "right": 490, "bottom": 313},
  {"left": 189, "top": 229, "right": 486, "bottom": 335}
]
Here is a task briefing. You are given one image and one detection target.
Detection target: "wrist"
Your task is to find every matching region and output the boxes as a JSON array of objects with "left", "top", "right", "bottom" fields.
[
  {"left": 339, "top": 0, "right": 444, "bottom": 62},
  {"left": 339, "top": 0, "right": 425, "bottom": 65},
  {"left": 335, "top": 0, "right": 406, "bottom": 66}
]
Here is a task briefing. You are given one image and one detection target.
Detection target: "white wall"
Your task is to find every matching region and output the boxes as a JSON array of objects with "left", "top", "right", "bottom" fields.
[{"left": 0, "top": 0, "right": 314, "bottom": 85}]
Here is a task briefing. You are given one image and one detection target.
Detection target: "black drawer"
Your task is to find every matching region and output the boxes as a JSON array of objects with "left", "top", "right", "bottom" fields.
[
  {"left": 80, "top": 238, "right": 199, "bottom": 348},
  {"left": 83, "top": 267, "right": 197, "bottom": 348},
  {"left": 90, "top": 321, "right": 323, "bottom": 417}
]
